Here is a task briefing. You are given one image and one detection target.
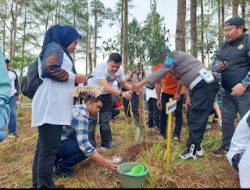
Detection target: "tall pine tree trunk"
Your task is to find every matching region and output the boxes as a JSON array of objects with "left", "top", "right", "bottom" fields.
[
  {"left": 93, "top": 0, "right": 98, "bottom": 67},
  {"left": 191, "top": 0, "right": 197, "bottom": 57},
  {"left": 241, "top": 0, "right": 246, "bottom": 19},
  {"left": 122, "top": 0, "right": 128, "bottom": 70},
  {"left": 175, "top": 0, "right": 186, "bottom": 51},
  {"left": 200, "top": 0, "right": 205, "bottom": 63},
  {"left": 120, "top": 0, "right": 124, "bottom": 56},
  {"left": 21, "top": 6, "right": 27, "bottom": 81},
  {"left": 232, "top": 0, "right": 238, "bottom": 17}
]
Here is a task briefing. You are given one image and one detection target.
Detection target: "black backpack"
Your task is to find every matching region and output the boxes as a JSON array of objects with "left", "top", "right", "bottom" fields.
[{"left": 21, "top": 58, "right": 43, "bottom": 99}]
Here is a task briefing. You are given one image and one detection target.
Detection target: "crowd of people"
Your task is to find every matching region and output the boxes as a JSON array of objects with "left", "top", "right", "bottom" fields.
[{"left": 0, "top": 16, "right": 249, "bottom": 188}]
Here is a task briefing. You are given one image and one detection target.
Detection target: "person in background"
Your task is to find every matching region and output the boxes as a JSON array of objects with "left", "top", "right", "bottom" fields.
[
  {"left": 54, "top": 90, "right": 117, "bottom": 178},
  {"left": 31, "top": 25, "right": 88, "bottom": 188},
  {"left": 0, "top": 48, "right": 11, "bottom": 142},
  {"left": 111, "top": 80, "right": 123, "bottom": 119},
  {"left": 87, "top": 53, "right": 132, "bottom": 150},
  {"left": 145, "top": 85, "right": 160, "bottom": 130},
  {"left": 213, "top": 17, "right": 250, "bottom": 156},
  {"left": 122, "top": 62, "right": 145, "bottom": 128},
  {"left": 154, "top": 62, "right": 185, "bottom": 143},
  {"left": 226, "top": 109, "right": 250, "bottom": 188},
  {"left": 6, "top": 58, "right": 19, "bottom": 138}
]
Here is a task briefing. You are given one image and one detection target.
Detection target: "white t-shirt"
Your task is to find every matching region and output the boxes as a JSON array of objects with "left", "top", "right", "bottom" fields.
[
  {"left": 8, "top": 70, "right": 17, "bottom": 96},
  {"left": 145, "top": 87, "right": 157, "bottom": 102},
  {"left": 227, "top": 110, "right": 250, "bottom": 164},
  {"left": 227, "top": 110, "right": 250, "bottom": 188},
  {"left": 87, "top": 61, "right": 125, "bottom": 94}
]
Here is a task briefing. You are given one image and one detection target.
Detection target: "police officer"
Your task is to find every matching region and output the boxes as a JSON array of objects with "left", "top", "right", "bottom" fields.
[
  {"left": 213, "top": 17, "right": 250, "bottom": 155},
  {"left": 132, "top": 50, "right": 219, "bottom": 160}
]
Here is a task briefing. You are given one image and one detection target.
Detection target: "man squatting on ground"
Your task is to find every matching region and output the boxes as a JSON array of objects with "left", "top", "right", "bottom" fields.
[{"left": 54, "top": 86, "right": 118, "bottom": 178}]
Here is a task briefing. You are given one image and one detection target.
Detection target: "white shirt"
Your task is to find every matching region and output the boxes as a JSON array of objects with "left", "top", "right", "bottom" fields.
[
  {"left": 227, "top": 110, "right": 250, "bottom": 165},
  {"left": 145, "top": 87, "right": 157, "bottom": 102},
  {"left": 8, "top": 70, "right": 17, "bottom": 96},
  {"left": 31, "top": 53, "right": 75, "bottom": 127},
  {"left": 227, "top": 110, "right": 250, "bottom": 188},
  {"left": 87, "top": 61, "right": 125, "bottom": 94}
]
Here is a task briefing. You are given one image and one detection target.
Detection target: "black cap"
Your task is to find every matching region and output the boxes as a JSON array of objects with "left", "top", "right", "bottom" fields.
[
  {"left": 5, "top": 58, "right": 10, "bottom": 63},
  {"left": 224, "top": 17, "right": 247, "bottom": 32}
]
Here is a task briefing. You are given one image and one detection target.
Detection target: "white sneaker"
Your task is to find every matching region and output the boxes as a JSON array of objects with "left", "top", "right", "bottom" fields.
[{"left": 196, "top": 147, "right": 204, "bottom": 157}]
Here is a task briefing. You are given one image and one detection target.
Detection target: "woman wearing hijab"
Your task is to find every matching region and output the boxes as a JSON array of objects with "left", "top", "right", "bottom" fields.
[{"left": 31, "top": 25, "right": 88, "bottom": 188}]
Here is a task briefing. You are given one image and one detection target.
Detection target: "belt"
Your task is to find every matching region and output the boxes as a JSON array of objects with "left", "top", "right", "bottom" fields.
[{"left": 189, "top": 75, "right": 203, "bottom": 90}]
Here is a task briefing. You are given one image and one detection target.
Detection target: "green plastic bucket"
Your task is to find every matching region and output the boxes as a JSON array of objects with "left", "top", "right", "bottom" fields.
[{"left": 117, "top": 162, "right": 149, "bottom": 188}]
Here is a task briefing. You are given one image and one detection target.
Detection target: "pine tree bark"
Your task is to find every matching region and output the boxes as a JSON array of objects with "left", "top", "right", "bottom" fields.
[{"left": 175, "top": 0, "right": 186, "bottom": 51}]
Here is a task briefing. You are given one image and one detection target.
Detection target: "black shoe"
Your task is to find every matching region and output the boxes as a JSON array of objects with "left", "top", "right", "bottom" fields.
[
  {"left": 213, "top": 145, "right": 229, "bottom": 155},
  {"left": 53, "top": 167, "right": 75, "bottom": 178}
]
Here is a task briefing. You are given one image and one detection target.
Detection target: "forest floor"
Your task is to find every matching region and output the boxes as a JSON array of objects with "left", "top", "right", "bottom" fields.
[{"left": 0, "top": 101, "right": 240, "bottom": 188}]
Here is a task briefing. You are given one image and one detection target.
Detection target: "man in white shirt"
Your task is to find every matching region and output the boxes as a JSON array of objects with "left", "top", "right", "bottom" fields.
[
  {"left": 87, "top": 53, "right": 132, "bottom": 149},
  {"left": 6, "top": 59, "right": 19, "bottom": 138},
  {"left": 227, "top": 110, "right": 250, "bottom": 188}
]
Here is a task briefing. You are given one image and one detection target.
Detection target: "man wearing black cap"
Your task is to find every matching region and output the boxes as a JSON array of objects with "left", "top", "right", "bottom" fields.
[
  {"left": 213, "top": 17, "right": 250, "bottom": 155},
  {"left": 5, "top": 58, "right": 19, "bottom": 138}
]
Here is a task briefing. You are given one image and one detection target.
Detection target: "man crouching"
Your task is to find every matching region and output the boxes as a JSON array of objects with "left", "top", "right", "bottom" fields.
[{"left": 54, "top": 86, "right": 118, "bottom": 178}]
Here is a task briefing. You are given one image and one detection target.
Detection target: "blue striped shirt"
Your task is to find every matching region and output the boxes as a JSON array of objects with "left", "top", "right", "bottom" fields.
[{"left": 61, "top": 103, "right": 96, "bottom": 156}]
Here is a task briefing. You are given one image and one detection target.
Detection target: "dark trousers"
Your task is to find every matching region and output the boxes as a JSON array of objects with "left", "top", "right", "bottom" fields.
[
  {"left": 89, "top": 94, "right": 112, "bottom": 148},
  {"left": 55, "top": 138, "right": 87, "bottom": 170},
  {"left": 187, "top": 80, "right": 219, "bottom": 149},
  {"left": 221, "top": 89, "right": 250, "bottom": 147},
  {"left": 147, "top": 97, "right": 160, "bottom": 128},
  {"left": 111, "top": 107, "right": 120, "bottom": 119},
  {"left": 122, "top": 92, "right": 140, "bottom": 127},
  {"left": 160, "top": 93, "right": 184, "bottom": 138},
  {"left": 32, "top": 124, "right": 63, "bottom": 188}
]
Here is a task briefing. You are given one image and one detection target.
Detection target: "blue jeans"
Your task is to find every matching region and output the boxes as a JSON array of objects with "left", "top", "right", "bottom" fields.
[
  {"left": 147, "top": 97, "right": 160, "bottom": 128},
  {"left": 8, "top": 95, "right": 17, "bottom": 135},
  {"left": 122, "top": 92, "right": 140, "bottom": 127},
  {"left": 160, "top": 93, "right": 184, "bottom": 138},
  {"left": 0, "top": 103, "right": 10, "bottom": 142},
  {"left": 88, "top": 94, "right": 112, "bottom": 148},
  {"left": 0, "top": 131, "right": 6, "bottom": 142},
  {"left": 56, "top": 138, "right": 87, "bottom": 170},
  {"left": 221, "top": 89, "right": 250, "bottom": 147}
]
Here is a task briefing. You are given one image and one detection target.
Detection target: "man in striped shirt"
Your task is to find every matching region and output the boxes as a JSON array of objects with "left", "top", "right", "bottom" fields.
[{"left": 54, "top": 95, "right": 118, "bottom": 178}]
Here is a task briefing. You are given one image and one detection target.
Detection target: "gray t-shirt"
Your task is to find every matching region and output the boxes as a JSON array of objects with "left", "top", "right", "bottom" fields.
[{"left": 147, "top": 51, "right": 205, "bottom": 88}]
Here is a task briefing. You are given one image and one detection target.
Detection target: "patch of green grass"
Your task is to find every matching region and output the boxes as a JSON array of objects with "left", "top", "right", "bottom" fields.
[{"left": 0, "top": 154, "right": 23, "bottom": 163}]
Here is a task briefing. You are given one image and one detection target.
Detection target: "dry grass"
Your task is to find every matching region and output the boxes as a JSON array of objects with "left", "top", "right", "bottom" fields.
[{"left": 0, "top": 102, "right": 240, "bottom": 188}]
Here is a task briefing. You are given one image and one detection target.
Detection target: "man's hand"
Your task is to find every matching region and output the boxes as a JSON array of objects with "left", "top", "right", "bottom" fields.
[
  {"left": 132, "top": 82, "right": 142, "bottom": 92},
  {"left": 75, "top": 74, "right": 88, "bottom": 84},
  {"left": 216, "top": 61, "right": 226, "bottom": 71},
  {"left": 231, "top": 83, "right": 246, "bottom": 96},
  {"left": 103, "top": 159, "right": 118, "bottom": 170},
  {"left": 157, "top": 100, "right": 162, "bottom": 111},
  {"left": 122, "top": 91, "right": 132, "bottom": 100},
  {"left": 185, "top": 95, "right": 191, "bottom": 111},
  {"left": 174, "top": 93, "right": 180, "bottom": 101}
]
